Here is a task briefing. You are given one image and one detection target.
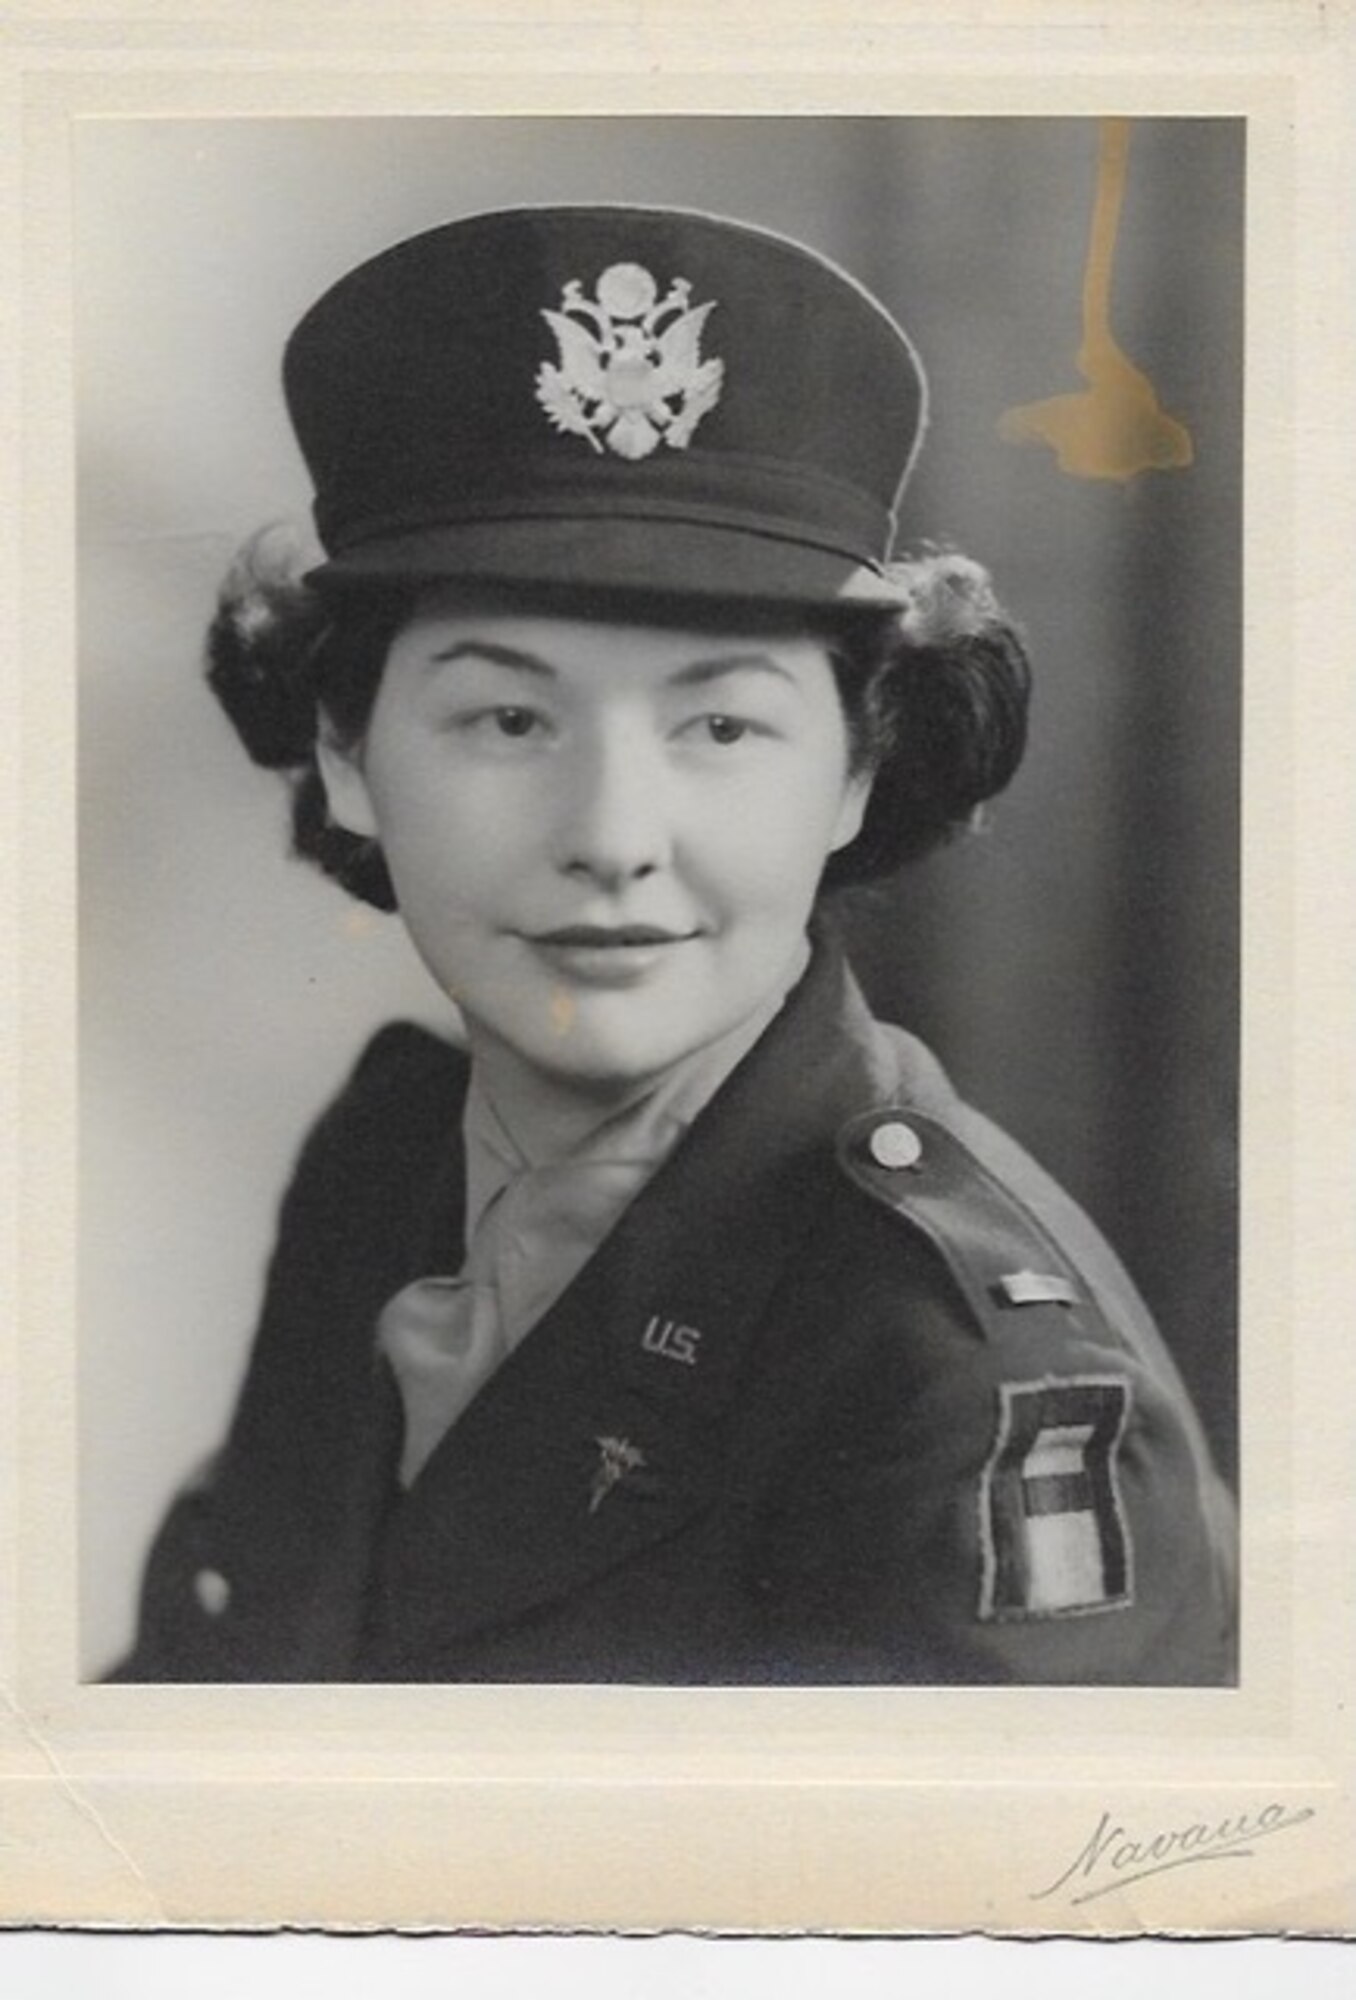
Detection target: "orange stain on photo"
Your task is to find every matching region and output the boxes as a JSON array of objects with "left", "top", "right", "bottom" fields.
[
  {"left": 999, "top": 118, "right": 1194, "bottom": 483},
  {"left": 550, "top": 988, "right": 576, "bottom": 1036}
]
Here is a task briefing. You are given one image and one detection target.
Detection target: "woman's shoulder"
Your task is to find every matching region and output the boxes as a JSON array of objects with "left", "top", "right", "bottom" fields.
[
  {"left": 776, "top": 1021, "right": 1237, "bottom": 1680},
  {"left": 817, "top": 1009, "right": 1228, "bottom": 1510},
  {"left": 279, "top": 1020, "right": 471, "bottom": 1219},
  {"left": 323, "top": 1018, "right": 469, "bottom": 1121},
  {"left": 832, "top": 1014, "right": 1168, "bottom": 1377},
  {"left": 347, "top": 1017, "right": 469, "bottom": 1090}
]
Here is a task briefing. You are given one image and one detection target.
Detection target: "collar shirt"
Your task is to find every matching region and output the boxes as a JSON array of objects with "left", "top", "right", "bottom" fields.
[{"left": 378, "top": 943, "right": 809, "bottom": 1485}]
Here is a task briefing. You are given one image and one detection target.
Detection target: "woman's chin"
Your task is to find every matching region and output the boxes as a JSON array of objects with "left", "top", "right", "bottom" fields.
[
  {"left": 508, "top": 1031, "right": 691, "bottom": 1098},
  {"left": 464, "top": 1001, "right": 719, "bottom": 1101}
]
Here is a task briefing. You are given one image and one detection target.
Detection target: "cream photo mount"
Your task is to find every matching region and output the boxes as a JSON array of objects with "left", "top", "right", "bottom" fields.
[{"left": 5, "top": 3, "right": 1354, "bottom": 1937}]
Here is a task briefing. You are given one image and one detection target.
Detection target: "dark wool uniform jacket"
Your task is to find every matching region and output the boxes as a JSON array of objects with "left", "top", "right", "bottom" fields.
[{"left": 114, "top": 940, "right": 1237, "bottom": 1685}]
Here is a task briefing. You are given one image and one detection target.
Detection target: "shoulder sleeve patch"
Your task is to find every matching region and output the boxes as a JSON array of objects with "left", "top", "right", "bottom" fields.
[{"left": 979, "top": 1376, "right": 1133, "bottom": 1620}]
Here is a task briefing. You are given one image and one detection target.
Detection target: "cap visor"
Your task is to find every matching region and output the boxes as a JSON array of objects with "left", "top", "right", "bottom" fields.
[{"left": 305, "top": 515, "right": 872, "bottom": 608}]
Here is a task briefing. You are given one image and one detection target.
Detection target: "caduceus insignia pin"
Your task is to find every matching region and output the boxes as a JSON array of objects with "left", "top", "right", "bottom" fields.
[{"left": 589, "top": 1434, "right": 646, "bottom": 1515}]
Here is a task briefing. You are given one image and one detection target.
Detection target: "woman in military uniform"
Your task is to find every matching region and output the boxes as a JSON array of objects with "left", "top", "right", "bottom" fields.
[{"left": 114, "top": 205, "right": 1236, "bottom": 1685}]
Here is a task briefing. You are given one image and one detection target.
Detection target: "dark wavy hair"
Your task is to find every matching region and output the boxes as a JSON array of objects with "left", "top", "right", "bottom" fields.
[{"left": 205, "top": 526, "right": 1032, "bottom": 913}]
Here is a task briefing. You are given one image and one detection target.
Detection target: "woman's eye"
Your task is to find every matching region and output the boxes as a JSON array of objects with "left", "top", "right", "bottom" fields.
[
  {"left": 490, "top": 707, "right": 539, "bottom": 738},
  {"left": 692, "top": 714, "right": 751, "bottom": 746},
  {"left": 448, "top": 705, "right": 545, "bottom": 742}
]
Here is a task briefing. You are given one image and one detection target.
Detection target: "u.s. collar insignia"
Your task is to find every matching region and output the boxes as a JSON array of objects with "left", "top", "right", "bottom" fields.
[
  {"left": 589, "top": 1434, "right": 646, "bottom": 1515},
  {"left": 536, "top": 261, "right": 724, "bottom": 461}
]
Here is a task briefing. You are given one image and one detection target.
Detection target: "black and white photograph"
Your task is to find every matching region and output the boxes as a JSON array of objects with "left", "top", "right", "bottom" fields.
[
  {"left": 0, "top": 0, "right": 1350, "bottom": 1937},
  {"left": 78, "top": 114, "right": 1242, "bottom": 1690}
]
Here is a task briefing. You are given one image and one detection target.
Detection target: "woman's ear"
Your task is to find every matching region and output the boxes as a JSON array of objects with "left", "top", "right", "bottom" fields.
[
  {"left": 829, "top": 768, "right": 874, "bottom": 854},
  {"left": 315, "top": 716, "right": 380, "bottom": 839}
]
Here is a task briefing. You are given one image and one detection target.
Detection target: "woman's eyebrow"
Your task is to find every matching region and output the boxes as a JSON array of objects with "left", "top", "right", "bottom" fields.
[
  {"left": 668, "top": 653, "right": 799, "bottom": 690},
  {"left": 424, "top": 640, "right": 556, "bottom": 678}
]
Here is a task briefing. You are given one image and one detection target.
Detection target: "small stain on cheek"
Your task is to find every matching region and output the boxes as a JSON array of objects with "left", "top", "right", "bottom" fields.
[
  {"left": 550, "top": 988, "right": 576, "bottom": 1036},
  {"left": 343, "top": 907, "right": 376, "bottom": 938}
]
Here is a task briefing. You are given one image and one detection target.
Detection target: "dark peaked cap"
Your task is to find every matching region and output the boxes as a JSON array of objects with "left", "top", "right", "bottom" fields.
[{"left": 284, "top": 204, "right": 929, "bottom": 605}]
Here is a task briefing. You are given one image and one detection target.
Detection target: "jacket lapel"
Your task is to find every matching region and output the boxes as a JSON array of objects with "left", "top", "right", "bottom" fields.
[{"left": 373, "top": 932, "right": 893, "bottom": 1662}]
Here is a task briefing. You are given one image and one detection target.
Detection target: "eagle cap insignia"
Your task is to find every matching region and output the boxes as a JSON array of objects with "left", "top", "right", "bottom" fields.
[{"left": 536, "top": 260, "right": 724, "bottom": 461}]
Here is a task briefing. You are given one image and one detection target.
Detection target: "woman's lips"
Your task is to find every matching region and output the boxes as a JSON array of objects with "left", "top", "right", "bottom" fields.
[
  {"left": 533, "top": 925, "right": 693, "bottom": 948},
  {"left": 523, "top": 924, "right": 699, "bottom": 986}
]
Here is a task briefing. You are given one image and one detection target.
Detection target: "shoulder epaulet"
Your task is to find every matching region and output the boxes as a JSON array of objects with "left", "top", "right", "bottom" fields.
[{"left": 836, "top": 1108, "right": 1118, "bottom": 1350}]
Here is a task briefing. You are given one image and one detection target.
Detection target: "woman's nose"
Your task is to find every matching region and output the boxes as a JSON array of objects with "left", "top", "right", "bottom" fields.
[{"left": 554, "top": 726, "right": 671, "bottom": 888}]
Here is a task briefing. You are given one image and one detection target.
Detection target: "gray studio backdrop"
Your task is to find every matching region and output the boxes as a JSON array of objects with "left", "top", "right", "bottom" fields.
[{"left": 78, "top": 117, "right": 1242, "bottom": 1677}]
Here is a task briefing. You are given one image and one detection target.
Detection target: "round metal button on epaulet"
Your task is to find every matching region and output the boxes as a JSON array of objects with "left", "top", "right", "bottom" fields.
[
  {"left": 193, "top": 1567, "right": 231, "bottom": 1617},
  {"left": 868, "top": 1120, "right": 923, "bottom": 1171}
]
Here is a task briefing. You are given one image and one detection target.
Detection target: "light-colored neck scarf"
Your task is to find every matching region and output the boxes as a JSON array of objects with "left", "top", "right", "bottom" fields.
[{"left": 378, "top": 945, "right": 808, "bottom": 1486}]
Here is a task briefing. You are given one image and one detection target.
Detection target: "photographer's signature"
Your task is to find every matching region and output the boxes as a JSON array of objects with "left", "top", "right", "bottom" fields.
[{"left": 1032, "top": 1801, "right": 1316, "bottom": 1906}]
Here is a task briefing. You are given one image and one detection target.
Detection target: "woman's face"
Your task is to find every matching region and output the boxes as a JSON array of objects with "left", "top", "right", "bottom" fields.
[{"left": 319, "top": 595, "right": 871, "bottom": 1096}]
